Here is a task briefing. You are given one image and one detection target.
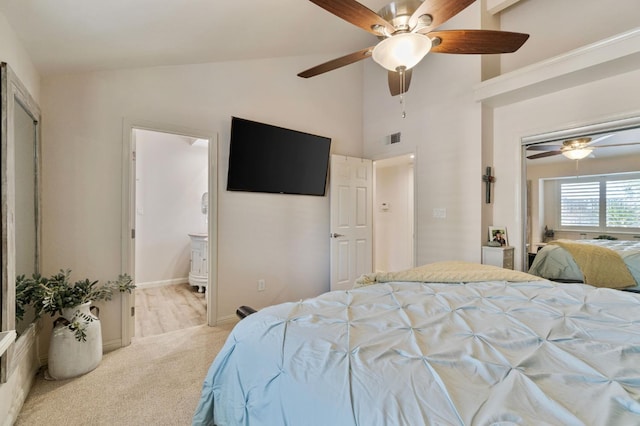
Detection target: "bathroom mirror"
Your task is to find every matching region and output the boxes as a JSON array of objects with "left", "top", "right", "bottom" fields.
[
  {"left": 521, "top": 116, "right": 640, "bottom": 271},
  {"left": 1, "top": 62, "right": 41, "bottom": 382}
]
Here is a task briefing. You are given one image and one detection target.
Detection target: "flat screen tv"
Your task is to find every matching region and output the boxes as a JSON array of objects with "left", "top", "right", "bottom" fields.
[{"left": 227, "top": 117, "right": 332, "bottom": 196}]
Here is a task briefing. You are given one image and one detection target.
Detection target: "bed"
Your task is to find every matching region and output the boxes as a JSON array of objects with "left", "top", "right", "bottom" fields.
[
  {"left": 193, "top": 261, "right": 640, "bottom": 425},
  {"left": 528, "top": 239, "right": 640, "bottom": 290}
]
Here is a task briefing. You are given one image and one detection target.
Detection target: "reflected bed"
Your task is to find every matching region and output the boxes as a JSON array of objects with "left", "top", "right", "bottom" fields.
[{"left": 529, "top": 239, "right": 640, "bottom": 291}]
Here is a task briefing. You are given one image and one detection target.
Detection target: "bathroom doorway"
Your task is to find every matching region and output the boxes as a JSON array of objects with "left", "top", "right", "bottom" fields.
[
  {"left": 133, "top": 129, "right": 208, "bottom": 338},
  {"left": 121, "top": 121, "right": 218, "bottom": 345}
]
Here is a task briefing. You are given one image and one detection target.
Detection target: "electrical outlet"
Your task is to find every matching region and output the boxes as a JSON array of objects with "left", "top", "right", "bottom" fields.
[{"left": 257, "top": 279, "right": 266, "bottom": 292}]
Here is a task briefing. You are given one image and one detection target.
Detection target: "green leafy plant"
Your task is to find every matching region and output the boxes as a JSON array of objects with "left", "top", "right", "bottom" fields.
[
  {"left": 15, "top": 273, "right": 46, "bottom": 323},
  {"left": 16, "top": 269, "right": 135, "bottom": 341}
]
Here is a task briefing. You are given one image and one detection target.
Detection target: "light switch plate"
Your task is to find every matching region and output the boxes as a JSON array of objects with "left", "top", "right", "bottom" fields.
[{"left": 433, "top": 208, "right": 446, "bottom": 218}]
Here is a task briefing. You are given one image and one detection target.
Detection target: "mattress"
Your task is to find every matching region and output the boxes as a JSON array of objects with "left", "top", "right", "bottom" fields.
[
  {"left": 528, "top": 239, "right": 640, "bottom": 288},
  {"left": 193, "top": 279, "right": 640, "bottom": 425}
]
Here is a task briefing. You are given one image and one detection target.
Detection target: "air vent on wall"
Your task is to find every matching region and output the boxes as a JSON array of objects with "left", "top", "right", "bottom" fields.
[{"left": 390, "top": 132, "right": 401, "bottom": 144}]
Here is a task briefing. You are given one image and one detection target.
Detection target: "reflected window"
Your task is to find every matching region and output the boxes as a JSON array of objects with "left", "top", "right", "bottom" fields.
[{"left": 550, "top": 173, "right": 640, "bottom": 232}]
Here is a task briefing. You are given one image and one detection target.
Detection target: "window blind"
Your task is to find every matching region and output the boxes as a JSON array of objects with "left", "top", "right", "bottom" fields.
[
  {"left": 606, "top": 179, "right": 640, "bottom": 227},
  {"left": 560, "top": 181, "right": 600, "bottom": 226}
]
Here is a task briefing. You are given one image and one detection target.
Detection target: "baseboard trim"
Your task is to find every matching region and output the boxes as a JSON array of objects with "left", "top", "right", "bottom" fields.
[
  {"left": 136, "top": 278, "right": 189, "bottom": 289},
  {"left": 103, "top": 339, "right": 123, "bottom": 353},
  {"left": 216, "top": 314, "right": 239, "bottom": 326}
]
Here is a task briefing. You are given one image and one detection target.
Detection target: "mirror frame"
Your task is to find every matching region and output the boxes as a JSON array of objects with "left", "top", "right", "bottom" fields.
[
  {"left": 1, "top": 62, "right": 41, "bottom": 383},
  {"left": 520, "top": 114, "right": 640, "bottom": 271}
]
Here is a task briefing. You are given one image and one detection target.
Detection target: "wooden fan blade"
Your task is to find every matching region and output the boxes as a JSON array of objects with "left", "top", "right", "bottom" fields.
[
  {"left": 308, "top": 0, "right": 395, "bottom": 36},
  {"left": 298, "top": 47, "right": 374, "bottom": 78},
  {"left": 388, "top": 68, "right": 413, "bottom": 96},
  {"left": 527, "top": 151, "right": 561, "bottom": 160},
  {"left": 409, "top": 0, "right": 476, "bottom": 33},
  {"left": 427, "top": 30, "right": 529, "bottom": 54},
  {"left": 527, "top": 145, "right": 562, "bottom": 151}
]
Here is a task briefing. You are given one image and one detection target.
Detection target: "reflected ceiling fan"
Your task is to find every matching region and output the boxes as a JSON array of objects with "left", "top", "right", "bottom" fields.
[
  {"left": 298, "top": 0, "right": 530, "bottom": 97},
  {"left": 526, "top": 135, "right": 640, "bottom": 160}
]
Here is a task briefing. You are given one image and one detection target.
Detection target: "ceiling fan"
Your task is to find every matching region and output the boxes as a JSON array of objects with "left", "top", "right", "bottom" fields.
[
  {"left": 526, "top": 135, "right": 640, "bottom": 160},
  {"left": 298, "top": 0, "right": 530, "bottom": 97}
]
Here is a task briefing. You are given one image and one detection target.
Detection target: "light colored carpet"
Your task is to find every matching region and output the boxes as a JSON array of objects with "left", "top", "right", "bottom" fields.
[{"left": 15, "top": 323, "right": 235, "bottom": 425}]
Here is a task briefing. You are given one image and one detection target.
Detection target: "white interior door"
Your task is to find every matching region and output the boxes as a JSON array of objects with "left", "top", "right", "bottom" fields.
[
  {"left": 330, "top": 155, "right": 373, "bottom": 291},
  {"left": 123, "top": 128, "right": 137, "bottom": 344}
]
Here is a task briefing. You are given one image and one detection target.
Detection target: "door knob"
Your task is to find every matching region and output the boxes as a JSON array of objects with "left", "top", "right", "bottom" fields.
[{"left": 330, "top": 233, "right": 345, "bottom": 238}]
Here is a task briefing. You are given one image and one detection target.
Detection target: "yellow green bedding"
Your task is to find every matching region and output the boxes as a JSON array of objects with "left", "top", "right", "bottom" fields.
[
  {"left": 355, "top": 260, "right": 543, "bottom": 288},
  {"left": 548, "top": 240, "right": 636, "bottom": 288}
]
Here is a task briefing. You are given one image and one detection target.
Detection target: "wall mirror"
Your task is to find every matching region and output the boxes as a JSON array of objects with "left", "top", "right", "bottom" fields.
[
  {"left": 1, "top": 62, "right": 41, "bottom": 383},
  {"left": 521, "top": 116, "right": 640, "bottom": 271}
]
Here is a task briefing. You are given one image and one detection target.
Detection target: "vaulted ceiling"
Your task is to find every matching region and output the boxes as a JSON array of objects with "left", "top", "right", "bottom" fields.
[{"left": 0, "top": 0, "right": 394, "bottom": 76}]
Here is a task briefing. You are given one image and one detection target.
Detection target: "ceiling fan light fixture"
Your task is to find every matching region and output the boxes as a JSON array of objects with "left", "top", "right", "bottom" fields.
[
  {"left": 372, "top": 32, "right": 432, "bottom": 72},
  {"left": 562, "top": 148, "right": 593, "bottom": 160}
]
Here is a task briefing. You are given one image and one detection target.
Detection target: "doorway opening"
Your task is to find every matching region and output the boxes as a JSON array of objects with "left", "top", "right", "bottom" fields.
[
  {"left": 373, "top": 154, "right": 415, "bottom": 273},
  {"left": 133, "top": 129, "right": 208, "bottom": 338},
  {"left": 121, "top": 121, "right": 218, "bottom": 346}
]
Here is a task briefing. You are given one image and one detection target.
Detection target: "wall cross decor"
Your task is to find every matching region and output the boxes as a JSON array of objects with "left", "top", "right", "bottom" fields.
[{"left": 482, "top": 166, "right": 495, "bottom": 204}]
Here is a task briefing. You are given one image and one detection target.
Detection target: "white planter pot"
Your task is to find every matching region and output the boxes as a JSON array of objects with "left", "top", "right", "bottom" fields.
[{"left": 47, "top": 302, "right": 103, "bottom": 380}]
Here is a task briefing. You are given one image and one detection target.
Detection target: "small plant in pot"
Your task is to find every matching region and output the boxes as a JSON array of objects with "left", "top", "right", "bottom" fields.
[
  {"left": 16, "top": 269, "right": 135, "bottom": 380},
  {"left": 17, "top": 269, "right": 135, "bottom": 341}
]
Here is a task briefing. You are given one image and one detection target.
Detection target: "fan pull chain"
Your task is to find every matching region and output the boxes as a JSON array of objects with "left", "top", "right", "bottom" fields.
[{"left": 398, "top": 66, "right": 406, "bottom": 118}]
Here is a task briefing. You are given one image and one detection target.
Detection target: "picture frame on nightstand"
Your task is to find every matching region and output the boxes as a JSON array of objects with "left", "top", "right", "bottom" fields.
[{"left": 489, "top": 226, "right": 508, "bottom": 246}]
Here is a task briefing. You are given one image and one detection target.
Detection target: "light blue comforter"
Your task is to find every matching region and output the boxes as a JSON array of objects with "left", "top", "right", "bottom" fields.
[{"left": 193, "top": 280, "right": 640, "bottom": 425}]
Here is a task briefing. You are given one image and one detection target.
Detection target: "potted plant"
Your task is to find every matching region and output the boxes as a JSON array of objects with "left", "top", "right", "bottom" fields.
[{"left": 16, "top": 269, "right": 135, "bottom": 379}]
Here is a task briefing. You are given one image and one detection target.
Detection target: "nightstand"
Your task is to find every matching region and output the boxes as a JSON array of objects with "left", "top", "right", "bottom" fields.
[{"left": 482, "top": 246, "right": 514, "bottom": 270}]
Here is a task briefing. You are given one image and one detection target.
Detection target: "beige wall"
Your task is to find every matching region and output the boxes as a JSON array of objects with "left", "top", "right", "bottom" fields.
[
  {"left": 0, "top": 12, "right": 40, "bottom": 102},
  {"left": 0, "top": 10, "right": 41, "bottom": 425},
  {"left": 363, "top": 0, "right": 640, "bottom": 271},
  {"left": 499, "top": 0, "right": 640, "bottom": 73},
  {"left": 39, "top": 56, "right": 364, "bottom": 348},
  {"left": 487, "top": 0, "right": 640, "bottom": 269},
  {"left": 364, "top": 3, "right": 485, "bottom": 266},
  {"left": 492, "top": 69, "right": 640, "bottom": 270}
]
